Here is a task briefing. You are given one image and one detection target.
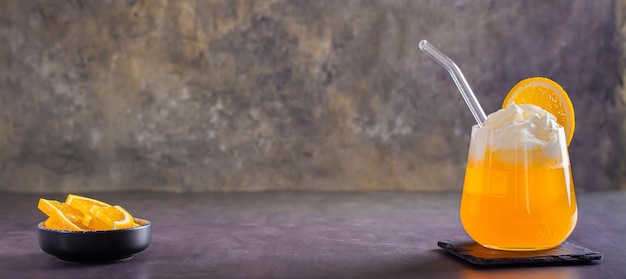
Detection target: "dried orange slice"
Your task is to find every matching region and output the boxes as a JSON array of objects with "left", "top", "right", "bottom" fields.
[
  {"left": 502, "top": 77, "right": 575, "bottom": 145},
  {"left": 37, "top": 199, "right": 86, "bottom": 231},
  {"left": 92, "top": 205, "right": 135, "bottom": 230}
]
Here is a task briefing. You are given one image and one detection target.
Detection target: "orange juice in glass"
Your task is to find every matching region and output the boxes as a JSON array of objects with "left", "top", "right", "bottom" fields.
[{"left": 460, "top": 103, "right": 577, "bottom": 251}]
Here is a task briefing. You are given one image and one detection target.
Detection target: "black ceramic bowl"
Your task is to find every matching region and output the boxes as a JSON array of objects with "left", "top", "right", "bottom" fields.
[{"left": 38, "top": 218, "right": 151, "bottom": 262}]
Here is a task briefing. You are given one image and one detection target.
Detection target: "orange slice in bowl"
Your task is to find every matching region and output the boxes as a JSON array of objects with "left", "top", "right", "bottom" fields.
[
  {"left": 39, "top": 195, "right": 139, "bottom": 231},
  {"left": 502, "top": 77, "right": 575, "bottom": 145},
  {"left": 92, "top": 205, "right": 135, "bottom": 230},
  {"left": 65, "top": 194, "right": 113, "bottom": 230},
  {"left": 66, "top": 194, "right": 112, "bottom": 212},
  {"left": 37, "top": 199, "right": 86, "bottom": 231},
  {"left": 43, "top": 217, "right": 64, "bottom": 230}
]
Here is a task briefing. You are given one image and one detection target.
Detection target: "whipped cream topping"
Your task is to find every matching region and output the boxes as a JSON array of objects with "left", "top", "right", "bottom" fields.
[
  {"left": 483, "top": 103, "right": 560, "bottom": 151},
  {"left": 469, "top": 103, "right": 566, "bottom": 164}
]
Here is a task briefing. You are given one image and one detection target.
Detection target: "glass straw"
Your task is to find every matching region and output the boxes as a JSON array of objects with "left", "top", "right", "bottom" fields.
[{"left": 419, "top": 40, "right": 487, "bottom": 127}]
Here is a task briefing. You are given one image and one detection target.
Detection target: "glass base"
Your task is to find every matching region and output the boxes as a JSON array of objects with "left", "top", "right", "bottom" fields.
[{"left": 483, "top": 244, "right": 557, "bottom": 251}]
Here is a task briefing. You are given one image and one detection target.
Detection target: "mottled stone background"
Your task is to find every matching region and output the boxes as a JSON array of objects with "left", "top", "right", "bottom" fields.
[{"left": 0, "top": 0, "right": 624, "bottom": 193}]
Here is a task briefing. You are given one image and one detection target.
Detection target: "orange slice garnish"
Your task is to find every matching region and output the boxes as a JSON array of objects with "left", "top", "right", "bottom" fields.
[{"left": 502, "top": 77, "right": 575, "bottom": 145}]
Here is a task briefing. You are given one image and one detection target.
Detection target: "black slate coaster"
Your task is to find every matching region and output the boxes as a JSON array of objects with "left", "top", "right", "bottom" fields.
[{"left": 438, "top": 239, "right": 602, "bottom": 266}]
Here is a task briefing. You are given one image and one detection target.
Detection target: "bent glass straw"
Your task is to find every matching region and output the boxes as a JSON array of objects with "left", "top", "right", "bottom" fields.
[{"left": 419, "top": 40, "right": 487, "bottom": 127}]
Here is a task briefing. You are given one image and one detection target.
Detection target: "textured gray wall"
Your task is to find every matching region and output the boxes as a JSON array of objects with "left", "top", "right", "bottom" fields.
[{"left": 0, "top": 0, "right": 623, "bottom": 192}]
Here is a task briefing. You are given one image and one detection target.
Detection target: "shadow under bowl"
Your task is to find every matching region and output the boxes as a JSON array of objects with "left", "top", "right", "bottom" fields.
[{"left": 38, "top": 218, "right": 151, "bottom": 262}]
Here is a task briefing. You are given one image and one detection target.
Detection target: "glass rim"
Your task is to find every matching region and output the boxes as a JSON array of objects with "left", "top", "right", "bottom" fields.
[{"left": 471, "top": 124, "right": 565, "bottom": 131}]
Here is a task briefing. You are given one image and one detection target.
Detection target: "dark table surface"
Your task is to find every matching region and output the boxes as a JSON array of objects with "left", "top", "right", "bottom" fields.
[{"left": 1, "top": 190, "right": 624, "bottom": 278}]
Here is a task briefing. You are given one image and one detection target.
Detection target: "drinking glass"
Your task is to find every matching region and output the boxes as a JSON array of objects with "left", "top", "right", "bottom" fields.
[{"left": 460, "top": 125, "right": 578, "bottom": 251}]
